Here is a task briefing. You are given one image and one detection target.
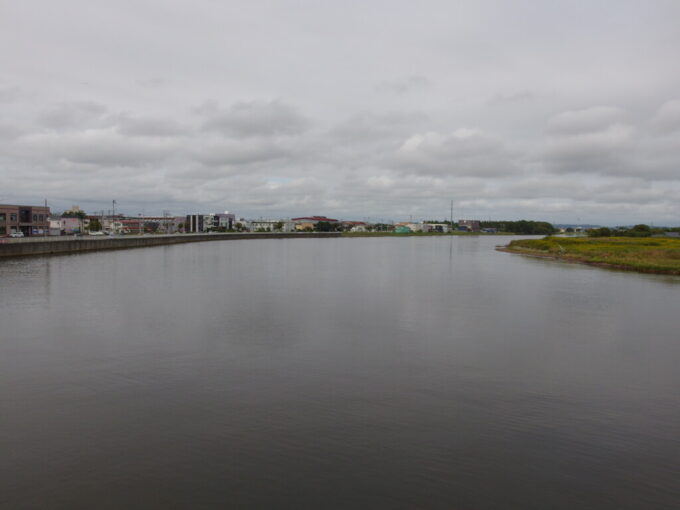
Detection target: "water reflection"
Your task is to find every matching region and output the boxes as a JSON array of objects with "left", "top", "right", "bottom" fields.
[{"left": 1, "top": 237, "right": 679, "bottom": 509}]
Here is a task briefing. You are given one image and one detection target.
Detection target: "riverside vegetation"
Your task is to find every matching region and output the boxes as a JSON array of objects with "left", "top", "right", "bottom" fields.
[{"left": 502, "top": 236, "right": 680, "bottom": 275}]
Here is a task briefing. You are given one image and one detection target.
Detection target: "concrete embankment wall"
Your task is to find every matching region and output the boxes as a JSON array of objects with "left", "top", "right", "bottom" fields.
[{"left": 0, "top": 233, "right": 341, "bottom": 258}]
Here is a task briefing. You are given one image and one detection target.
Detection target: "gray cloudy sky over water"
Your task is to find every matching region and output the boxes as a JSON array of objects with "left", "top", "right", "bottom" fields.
[{"left": 1, "top": 1, "right": 680, "bottom": 224}]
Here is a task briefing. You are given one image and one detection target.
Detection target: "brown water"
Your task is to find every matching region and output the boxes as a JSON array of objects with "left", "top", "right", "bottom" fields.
[{"left": 1, "top": 236, "right": 679, "bottom": 509}]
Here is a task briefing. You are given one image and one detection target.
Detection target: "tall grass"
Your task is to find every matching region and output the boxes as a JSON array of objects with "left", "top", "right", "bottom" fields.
[{"left": 505, "top": 236, "right": 680, "bottom": 274}]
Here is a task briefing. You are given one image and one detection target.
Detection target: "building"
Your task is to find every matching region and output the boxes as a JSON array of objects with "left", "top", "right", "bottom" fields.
[
  {"left": 215, "top": 212, "right": 236, "bottom": 230},
  {"left": 185, "top": 214, "right": 207, "bottom": 233},
  {"left": 184, "top": 212, "right": 236, "bottom": 233},
  {"left": 341, "top": 221, "right": 368, "bottom": 232},
  {"left": 458, "top": 219, "right": 481, "bottom": 232},
  {"left": 119, "top": 219, "right": 143, "bottom": 234},
  {"left": 422, "top": 223, "right": 450, "bottom": 233},
  {"left": 291, "top": 216, "right": 339, "bottom": 231},
  {"left": 247, "top": 219, "right": 295, "bottom": 232},
  {"left": 395, "top": 222, "right": 423, "bottom": 232},
  {"left": 0, "top": 204, "right": 51, "bottom": 237},
  {"left": 48, "top": 220, "right": 62, "bottom": 236},
  {"left": 58, "top": 217, "right": 83, "bottom": 234}
]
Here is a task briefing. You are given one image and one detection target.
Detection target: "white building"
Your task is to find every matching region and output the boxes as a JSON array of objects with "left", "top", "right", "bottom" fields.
[
  {"left": 246, "top": 219, "right": 296, "bottom": 232},
  {"left": 422, "top": 223, "right": 451, "bottom": 233}
]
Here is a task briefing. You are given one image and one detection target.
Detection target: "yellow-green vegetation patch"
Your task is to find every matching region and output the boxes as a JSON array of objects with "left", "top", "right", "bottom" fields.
[{"left": 502, "top": 236, "right": 680, "bottom": 275}]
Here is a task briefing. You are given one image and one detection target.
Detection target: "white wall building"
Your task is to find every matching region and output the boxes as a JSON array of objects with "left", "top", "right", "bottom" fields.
[{"left": 246, "top": 219, "right": 295, "bottom": 232}]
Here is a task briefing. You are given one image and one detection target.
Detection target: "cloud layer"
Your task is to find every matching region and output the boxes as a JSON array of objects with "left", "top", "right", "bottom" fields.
[{"left": 2, "top": 0, "right": 680, "bottom": 225}]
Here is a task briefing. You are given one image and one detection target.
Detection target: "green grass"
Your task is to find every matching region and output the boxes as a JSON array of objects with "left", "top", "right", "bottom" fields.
[{"left": 503, "top": 236, "right": 680, "bottom": 274}]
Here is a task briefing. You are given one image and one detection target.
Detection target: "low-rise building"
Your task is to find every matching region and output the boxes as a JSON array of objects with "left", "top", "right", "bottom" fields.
[
  {"left": 422, "top": 223, "right": 450, "bottom": 233},
  {"left": 458, "top": 219, "right": 481, "bottom": 232},
  {"left": 48, "top": 220, "right": 62, "bottom": 236},
  {"left": 119, "top": 219, "right": 143, "bottom": 234},
  {"left": 185, "top": 212, "right": 236, "bottom": 232},
  {"left": 341, "top": 221, "right": 368, "bottom": 232},
  {"left": 291, "top": 216, "right": 338, "bottom": 231},
  {"left": 185, "top": 214, "right": 208, "bottom": 233},
  {"left": 59, "top": 217, "right": 83, "bottom": 234},
  {"left": 247, "top": 219, "right": 295, "bottom": 232},
  {"left": 0, "top": 203, "right": 51, "bottom": 236},
  {"left": 215, "top": 212, "right": 236, "bottom": 230},
  {"left": 395, "top": 222, "right": 423, "bottom": 232}
]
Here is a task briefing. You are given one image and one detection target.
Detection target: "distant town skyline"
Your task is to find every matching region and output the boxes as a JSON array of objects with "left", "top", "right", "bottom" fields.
[{"left": 2, "top": 1, "right": 680, "bottom": 225}]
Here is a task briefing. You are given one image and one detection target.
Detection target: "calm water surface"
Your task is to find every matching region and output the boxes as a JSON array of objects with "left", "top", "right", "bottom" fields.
[{"left": 1, "top": 236, "right": 679, "bottom": 509}]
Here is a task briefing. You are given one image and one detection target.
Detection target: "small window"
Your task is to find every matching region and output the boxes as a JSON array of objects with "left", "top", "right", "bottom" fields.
[
  {"left": 0, "top": 213, "right": 5, "bottom": 222},
  {"left": 39, "top": 214, "right": 44, "bottom": 222},
  {"left": 33, "top": 214, "right": 38, "bottom": 222},
  {"left": 10, "top": 214, "right": 17, "bottom": 222}
]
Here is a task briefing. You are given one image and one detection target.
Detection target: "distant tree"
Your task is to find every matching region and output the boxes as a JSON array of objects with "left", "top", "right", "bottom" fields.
[
  {"left": 62, "top": 210, "right": 86, "bottom": 219},
  {"left": 315, "top": 221, "right": 335, "bottom": 232},
  {"left": 615, "top": 224, "right": 652, "bottom": 237},
  {"left": 632, "top": 224, "right": 651, "bottom": 234},
  {"left": 273, "top": 221, "right": 284, "bottom": 232},
  {"left": 145, "top": 221, "right": 160, "bottom": 233},
  {"left": 480, "top": 220, "right": 556, "bottom": 235},
  {"left": 587, "top": 227, "right": 612, "bottom": 237},
  {"left": 89, "top": 218, "right": 102, "bottom": 232}
]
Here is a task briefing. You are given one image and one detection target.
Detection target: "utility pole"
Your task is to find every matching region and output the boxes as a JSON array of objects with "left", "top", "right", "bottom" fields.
[
  {"left": 112, "top": 200, "right": 117, "bottom": 235},
  {"left": 163, "top": 210, "right": 170, "bottom": 234},
  {"left": 450, "top": 200, "right": 453, "bottom": 229}
]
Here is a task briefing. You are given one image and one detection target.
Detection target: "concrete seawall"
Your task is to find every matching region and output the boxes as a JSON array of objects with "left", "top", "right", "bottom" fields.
[{"left": 0, "top": 232, "right": 342, "bottom": 258}]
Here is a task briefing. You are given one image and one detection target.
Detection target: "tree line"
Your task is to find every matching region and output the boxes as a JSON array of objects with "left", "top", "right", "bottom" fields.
[
  {"left": 587, "top": 224, "right": 679, "bottom": 237},
  {"left": 423, "top": 220, "right": 556, "bottom": 235}
]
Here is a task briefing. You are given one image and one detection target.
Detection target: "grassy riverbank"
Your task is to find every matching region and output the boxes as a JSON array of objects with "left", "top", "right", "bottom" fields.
[{"left": 501, "top": 236, "right": 680, "bottom": 275}]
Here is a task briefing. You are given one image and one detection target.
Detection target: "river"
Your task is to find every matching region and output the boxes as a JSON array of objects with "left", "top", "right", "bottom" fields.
[{"left": 1, "top": 236, "right": 679, "bottom": 509}]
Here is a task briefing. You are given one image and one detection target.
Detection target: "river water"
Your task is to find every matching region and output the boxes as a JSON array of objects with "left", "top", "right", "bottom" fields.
[{"left": 1, "top": 236, "right": 679, "bottom": 509}]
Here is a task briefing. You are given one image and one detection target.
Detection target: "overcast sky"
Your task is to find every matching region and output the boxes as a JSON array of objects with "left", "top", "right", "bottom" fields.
[{"left": 2, "top": 0, "right": 680, "bottom": 224}]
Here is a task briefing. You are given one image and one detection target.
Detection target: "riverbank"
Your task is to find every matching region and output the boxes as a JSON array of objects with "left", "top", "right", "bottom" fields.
[
  {"left": 0, "top": 232, "right": 340, "bottom": 258},
  {"left": 500, "top": 236, "right": 680, "bottom": 275}
]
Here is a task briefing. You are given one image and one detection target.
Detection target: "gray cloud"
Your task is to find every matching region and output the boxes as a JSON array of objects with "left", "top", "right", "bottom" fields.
[
  {"left": 2, "top": 1, "right": 680, "bottom": 225},
  {"left": 546, "top": 106, "right": 627, "bottom": 135},
  {"left": 488, "top": 90, "right": 536, "bottom": 105},
  {"left": 541, "top": 103, "right": 680, "bottom": 180},
  {"left": 200, "top": 100, "right": 310, "bottom": 138},
  {"left": 377, "top": 75, "right": 431, "bottom": 95},
  {"left": 192, "top": 138, "right": 291, "bottom": 166},
  {"left": 15, "top": 130, "right": 176, "bottom": 167},
  {"left": 651, "top": 100, "right": 680, "bottom": 133},
  {"left": 0, "top": 86, "right": 23, "bottom": 103},
  {"left": 114, "top": 114, "right": 188, "bottom": 137},
  {"left": 393, "top": 130, "right": 517, "bottom": 177},
  {"left": 330, "top": 111, "right": 429, "bottom": 145},
  {"left": 38, "top": 101, "right": 110, "bottom": 130}
]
